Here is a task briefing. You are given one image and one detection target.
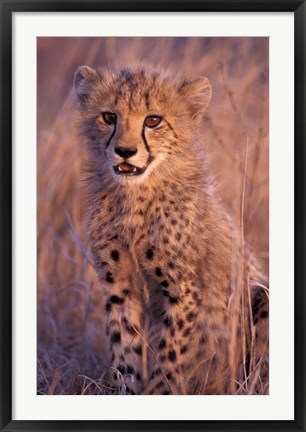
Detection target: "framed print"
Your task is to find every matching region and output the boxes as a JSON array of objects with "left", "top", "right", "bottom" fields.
[{"left": 1, "top": 0, "right": 305, "bottom": 431}]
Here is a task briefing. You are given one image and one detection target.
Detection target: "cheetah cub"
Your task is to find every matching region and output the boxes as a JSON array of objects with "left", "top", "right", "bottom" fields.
[{"left": 74, "top": 63, "right": 269, "bottom": 395}]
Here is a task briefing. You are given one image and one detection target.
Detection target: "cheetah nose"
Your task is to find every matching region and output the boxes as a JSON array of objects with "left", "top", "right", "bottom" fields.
[{"left": 115, "top": 147, "right": 138, "bottom": 159}]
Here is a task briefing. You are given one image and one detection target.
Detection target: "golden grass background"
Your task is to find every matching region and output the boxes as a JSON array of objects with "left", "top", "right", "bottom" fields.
[{"left": 37, "top": 37, "right": 269, "bottom": 395}]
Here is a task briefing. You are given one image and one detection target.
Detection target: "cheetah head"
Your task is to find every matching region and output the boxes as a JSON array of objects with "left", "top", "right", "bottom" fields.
[{"left": 74, "top": 63, "right": 211, "bottom": 183}]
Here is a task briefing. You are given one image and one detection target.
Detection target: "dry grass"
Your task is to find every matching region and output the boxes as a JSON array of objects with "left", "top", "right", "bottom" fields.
[{"left": 37, "top": 37, "right": 269, "bottom": 395}]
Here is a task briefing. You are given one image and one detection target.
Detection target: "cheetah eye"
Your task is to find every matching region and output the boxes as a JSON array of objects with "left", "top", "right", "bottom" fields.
[
  {"left": 102, "top": 112, "right": 117, "bottom": 125},
  {"left": 144, "top": 115, "right": 163, "bottom": 128}
]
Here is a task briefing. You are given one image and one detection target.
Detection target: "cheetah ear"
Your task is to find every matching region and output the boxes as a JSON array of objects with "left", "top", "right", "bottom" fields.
[
  {"left": 74, "top": 65, "right": 100, "bottom": 104},
  {"left": 179, "top": 77, "right": 212, "bottom": 122}
]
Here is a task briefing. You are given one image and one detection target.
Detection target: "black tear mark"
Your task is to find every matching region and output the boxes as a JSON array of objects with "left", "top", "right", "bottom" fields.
[{"left": 141, "top": 125, "right": 151, "bottom": 153}]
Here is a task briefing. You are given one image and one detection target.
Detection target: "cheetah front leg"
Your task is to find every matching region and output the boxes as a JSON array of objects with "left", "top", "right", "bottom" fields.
[
  {"left": 92, "top": 241, "right": 144, "bottom": 394},
  {"left": 146, "top": 276, "right": 204, "bottom": 395}
]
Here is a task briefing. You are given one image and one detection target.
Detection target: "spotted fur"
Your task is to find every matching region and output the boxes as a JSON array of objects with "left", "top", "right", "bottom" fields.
[{"left": 74, "top": 63, "right": 269, "bottom": 395}]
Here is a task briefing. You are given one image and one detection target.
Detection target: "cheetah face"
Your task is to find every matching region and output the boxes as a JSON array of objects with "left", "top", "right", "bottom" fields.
[
  {"left": 103, "top": 111, "right": 169, "bottom": 181},
  {"left": 74, "top": 64, "right": 212, "bottom": 183}
]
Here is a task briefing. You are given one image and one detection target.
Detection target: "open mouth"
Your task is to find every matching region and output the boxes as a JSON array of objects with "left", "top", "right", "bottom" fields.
[{"left": 113, "top": 162, "right": 147, "bottom": 176}]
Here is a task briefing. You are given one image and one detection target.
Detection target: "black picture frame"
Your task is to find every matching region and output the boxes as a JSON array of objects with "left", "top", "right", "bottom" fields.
[{"left": 0, "top": 1, "right": 305, "bottom": 431}]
